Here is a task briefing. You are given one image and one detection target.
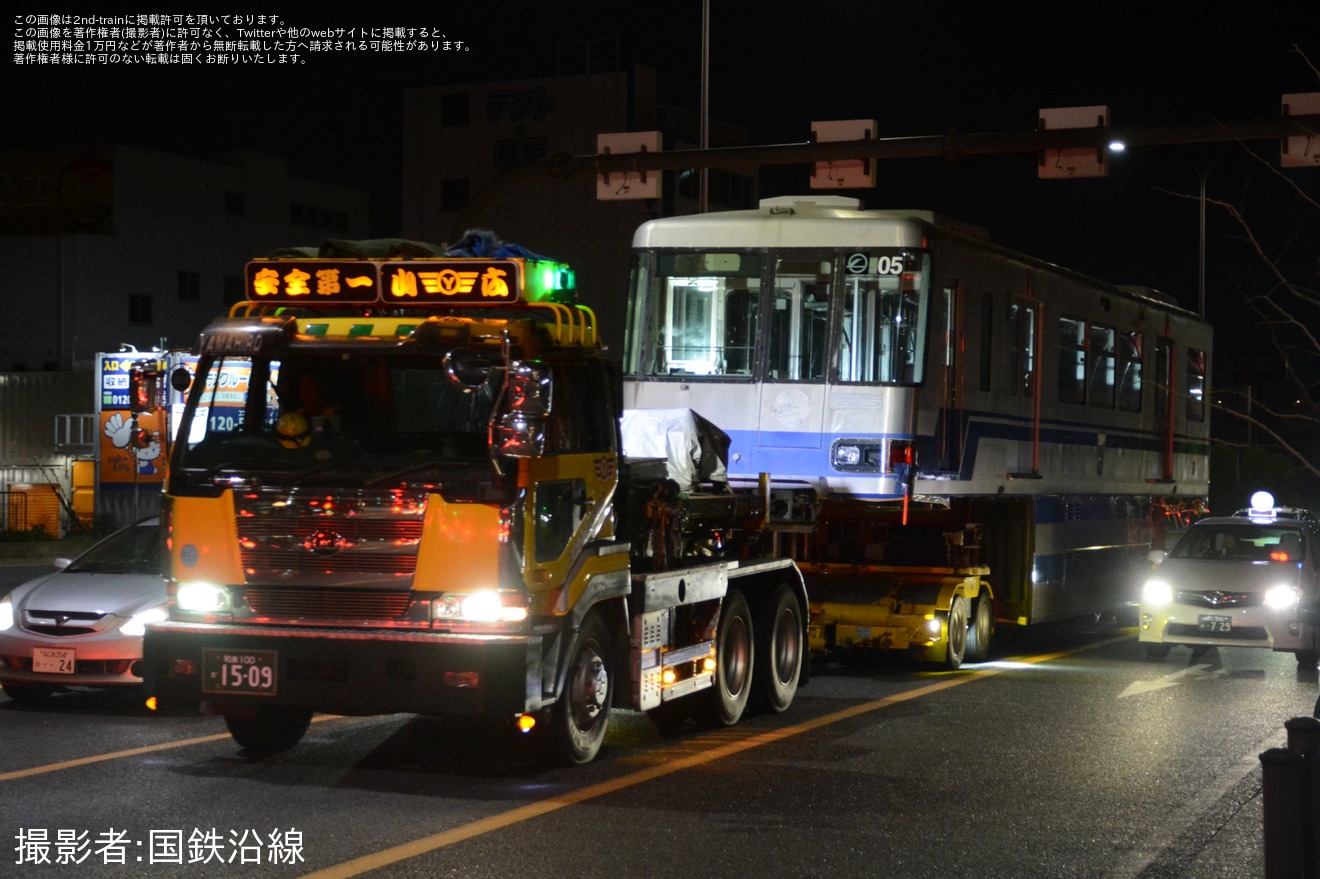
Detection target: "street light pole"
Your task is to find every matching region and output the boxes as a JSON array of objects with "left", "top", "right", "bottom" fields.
[{"left": 699, "top": 0, "right": 709, "bottom": 214}]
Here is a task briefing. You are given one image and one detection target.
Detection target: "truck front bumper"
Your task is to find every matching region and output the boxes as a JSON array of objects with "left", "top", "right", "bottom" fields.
[{"left": 144, "top": 622, "right": 543, "bottom": 718}]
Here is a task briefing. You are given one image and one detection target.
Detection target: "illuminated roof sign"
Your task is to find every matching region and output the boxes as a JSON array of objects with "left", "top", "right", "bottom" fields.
[{"left": 244, "top": 258, "right": 575, "bottom": 306}]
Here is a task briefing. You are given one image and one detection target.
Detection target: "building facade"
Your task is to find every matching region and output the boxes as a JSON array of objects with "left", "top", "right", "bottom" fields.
[
  {"left": 0, "top": 147, "right": 369, "bottom": 532},
  {"left": 401, "top": 63, "right": 755, "bottom": 355}
]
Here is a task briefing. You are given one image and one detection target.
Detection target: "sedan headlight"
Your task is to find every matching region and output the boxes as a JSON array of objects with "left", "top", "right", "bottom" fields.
[
  {"left": 1142, "top": 580, "right": 1174, "bottom": 607},
  {"left": 1264, "top": 584, "right": 1302, "bottom": 610},
  {"left": 175, "top": 582, "right": 231, "bottom": 614},
  {"left": 119, "top": 605, "right": 169, "bottom": 637},
  {"left": 0, "top": 593, "right": 12, "bottom": 631}
]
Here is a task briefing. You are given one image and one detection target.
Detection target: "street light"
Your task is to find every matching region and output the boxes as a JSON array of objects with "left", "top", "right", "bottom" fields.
[{"left": 1193, "top": 154, "right": 1226, "bottom": 318}]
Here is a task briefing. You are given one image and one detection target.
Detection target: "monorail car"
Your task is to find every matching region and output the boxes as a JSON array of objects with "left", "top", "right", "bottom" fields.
[{"left": 621, "top": 196, "right": 1211, "bottom": 626}]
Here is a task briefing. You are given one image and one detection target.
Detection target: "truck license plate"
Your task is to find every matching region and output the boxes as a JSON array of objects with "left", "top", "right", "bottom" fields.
[
  {"left": 202, "top": 649, "right": 278, "bottom": 695},
  {"left": 1198, "top": 614, "right": 1232, "bottom": 633},
  {"left": 32, "top": 647, "right": 75, "bottom": 674}
]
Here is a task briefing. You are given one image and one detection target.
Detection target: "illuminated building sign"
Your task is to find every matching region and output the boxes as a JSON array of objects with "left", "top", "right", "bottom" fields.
[{"left": 244, "top": 258, "right": 574, "bottom": 306}]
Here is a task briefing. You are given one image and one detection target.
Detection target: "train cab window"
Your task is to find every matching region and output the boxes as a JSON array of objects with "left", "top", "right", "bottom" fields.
[
  {"left": 638, "top": 252, "right": 762, "bottom": 378},
  {"left": 1186, "top": 347, "right": 1207, "bottom": 421},
  {"left": 1119, "top": 331, "right": 1143, "bottom": 412},
  {"left": 769, "top": 259, "right": 831, "bottom": 382},
  {"left": 836, "top": 251, "right": 930, "bottom": 385}
]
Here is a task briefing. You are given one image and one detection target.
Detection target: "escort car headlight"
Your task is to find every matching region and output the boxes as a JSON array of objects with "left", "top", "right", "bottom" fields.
[
  {"left": 1264, "top": 584, "right": 1302, "bottom": 610},
  {"left": 175, "top": 582, "right": 231, "bottom": 614},
  {"left": 119, "top": 605, "right": 169, "bottom": 637},
  {"left": 0, "top": 593, "right": 12, "bottom": 631},
  {"left": 1142, "top": 580, "right": 1174, "bottom": 607}
]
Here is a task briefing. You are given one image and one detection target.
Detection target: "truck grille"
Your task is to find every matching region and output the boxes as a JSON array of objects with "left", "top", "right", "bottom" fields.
[
  {"left": 244, "top": 588, "right": 413, "bottom": 620},
  {"left": 234, "top": 489, "right": 427, "bottom": 584}
]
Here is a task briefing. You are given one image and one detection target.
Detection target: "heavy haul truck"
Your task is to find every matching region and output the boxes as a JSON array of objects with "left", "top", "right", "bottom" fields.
[{"left": 142, "top": 237, "right": 809, "bottom": 764}]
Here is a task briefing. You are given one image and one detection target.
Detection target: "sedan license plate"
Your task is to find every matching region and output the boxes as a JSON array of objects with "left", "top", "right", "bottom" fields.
[
  {"left": 1198, "top": 614, "right": 1233, "bottom": 633},
  {"left": 202, "top": 649, "right": 278, "bottom": 696},
  {"left": 32, "top": 647, "right": 75, "bottom": 674}
]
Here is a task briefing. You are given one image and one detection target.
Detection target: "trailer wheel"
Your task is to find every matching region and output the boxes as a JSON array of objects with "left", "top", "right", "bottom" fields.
[
  {"left": 544, "top": 612, "right": 614, "bottom": 765},
  {"left": 753, "top": 585, "right": 803, "bottom": 713},
  {"left": 699, "top": 589, "right": 754, "bottom": 727},
  {"left": 966, "top": 595, "right": 994, "bottom": 664},
  {"left": 944, "top": 596, "right": 969, "bottom": 670},
  {"left": 224, "top": 706, "right": 312, "bottom": 756}
]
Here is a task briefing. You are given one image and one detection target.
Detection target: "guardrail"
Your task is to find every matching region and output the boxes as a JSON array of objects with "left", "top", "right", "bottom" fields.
[{"left": 1262, "top": 712, "right": 1320, "bottom": 877}]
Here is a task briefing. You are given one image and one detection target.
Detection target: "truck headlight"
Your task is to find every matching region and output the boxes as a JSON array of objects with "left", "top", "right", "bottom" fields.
[
  {"left": 1265, "top": 585, "right": 1302, "bottom": 610},
  {"left": 175, "top": 582, "right": 231, "bottom": 614},
  {"left": 432, "top": 590, "right": 528, "bottom": 626},
  {"left": 1142, "top": 580, "right": 1174, "bottom": 607}
]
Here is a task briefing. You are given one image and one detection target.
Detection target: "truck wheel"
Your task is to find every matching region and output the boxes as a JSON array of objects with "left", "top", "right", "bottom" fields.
[
  {"left": 223, "top": 706, "right": 312, "bottom": 756},
  {"left": 944, "top": 596, "right": 969, "bottom": 670},
  {"left": 545, "top": 612, "right": 614, "bottom": 765},
  {"left": 1295, "top": 648, "right": 1319, "bottom": 668},
  {"left": 966, "top": 595, "right": 994, "bottom": 664},
  {"left": 753, "top": 584, "right": 803, "bottom": 713},
  {"left": 699, "top": 589, "right": 753, "bottom": 727}
]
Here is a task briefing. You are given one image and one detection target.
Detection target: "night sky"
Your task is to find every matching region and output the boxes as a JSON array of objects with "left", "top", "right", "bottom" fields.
[{"left": 7, "top": 4, "right": 1320, "bottom": 372}]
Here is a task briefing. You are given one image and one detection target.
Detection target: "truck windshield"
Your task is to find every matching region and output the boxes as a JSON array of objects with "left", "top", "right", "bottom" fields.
[{"left": 172, "top": 351, "right": 507, "bottom": 499}]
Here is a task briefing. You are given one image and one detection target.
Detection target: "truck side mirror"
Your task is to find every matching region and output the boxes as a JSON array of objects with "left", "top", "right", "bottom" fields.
[
  {"left": 491, "top": 361, "right": 550, "bottom": 458},
  {"left": 445, "top": 348, "right": 492, "bottom": 392}
]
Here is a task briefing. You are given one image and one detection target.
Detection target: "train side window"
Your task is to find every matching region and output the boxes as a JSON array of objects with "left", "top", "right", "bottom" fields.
[
  {"left": 979, "top": 293, "right": 993, "bottom": 392},
  {"left": 1088, "top": 324, "right": 1116, "bottom": 408},
  {"left": 1119, "top": 332, "right": 1143, "bottom": 412},
  {"left": 1186, "top": 347, "right": 1206, "bottom": 422},
  {"left": 1058, "top": 317, "right": 1086, "bottom": 404},
  {"left": 1155, "top": 338, "right": 1172, "bottom": 418}
]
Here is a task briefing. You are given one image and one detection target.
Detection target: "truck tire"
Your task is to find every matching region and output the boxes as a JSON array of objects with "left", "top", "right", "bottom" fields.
[
  {"left": 223, "top": 706, "right": 312, "bottom": 756},
  {"left": 699, "top": 589, "right": 753, "bottom": 727},
  {"left": 544, "top": 611, "right": 614, "bottom": 765},
  {"left": 966, "top": 595, "right": 994, "bottom": 664},
  {"left": 753, "top": 584, "right": 803, "bottom": 713},
  {"left": 944, "top": 596, "right": 969, "bottom": 670}
]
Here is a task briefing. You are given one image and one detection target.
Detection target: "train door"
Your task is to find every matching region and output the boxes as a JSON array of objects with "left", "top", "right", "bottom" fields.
[{"left": 757, "top": 255, "right": 830, "bottom": 453}]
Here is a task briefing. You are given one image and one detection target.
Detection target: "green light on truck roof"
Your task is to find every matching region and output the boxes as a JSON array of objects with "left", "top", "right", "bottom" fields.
[{"left": 524, "top": 260, "right": 576, "bottom": 304}]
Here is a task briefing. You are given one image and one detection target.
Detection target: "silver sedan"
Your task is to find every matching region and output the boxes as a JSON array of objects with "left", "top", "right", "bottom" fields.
[{"left": 0, "top": 518, "right": 164, "bottom": 701}]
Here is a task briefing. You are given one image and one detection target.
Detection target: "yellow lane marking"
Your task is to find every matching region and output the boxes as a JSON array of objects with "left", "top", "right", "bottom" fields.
[
  {"left": 304, "top": 634, "right": 1129, "bottom": 879},
  {"left": 0, "top": 714, "right": 339, "bottom": 784}
]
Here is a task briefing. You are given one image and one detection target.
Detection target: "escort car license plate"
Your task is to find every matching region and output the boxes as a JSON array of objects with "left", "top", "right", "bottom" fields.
[
  {"left": 32, "top": 647, "right": 75, "bottom": 674},
  {"left": 202, "top": 649, "right": 278, "bottom": 695},
  {"left": 1197, "top": 614, "right": 1233, "bottom": 633}
]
